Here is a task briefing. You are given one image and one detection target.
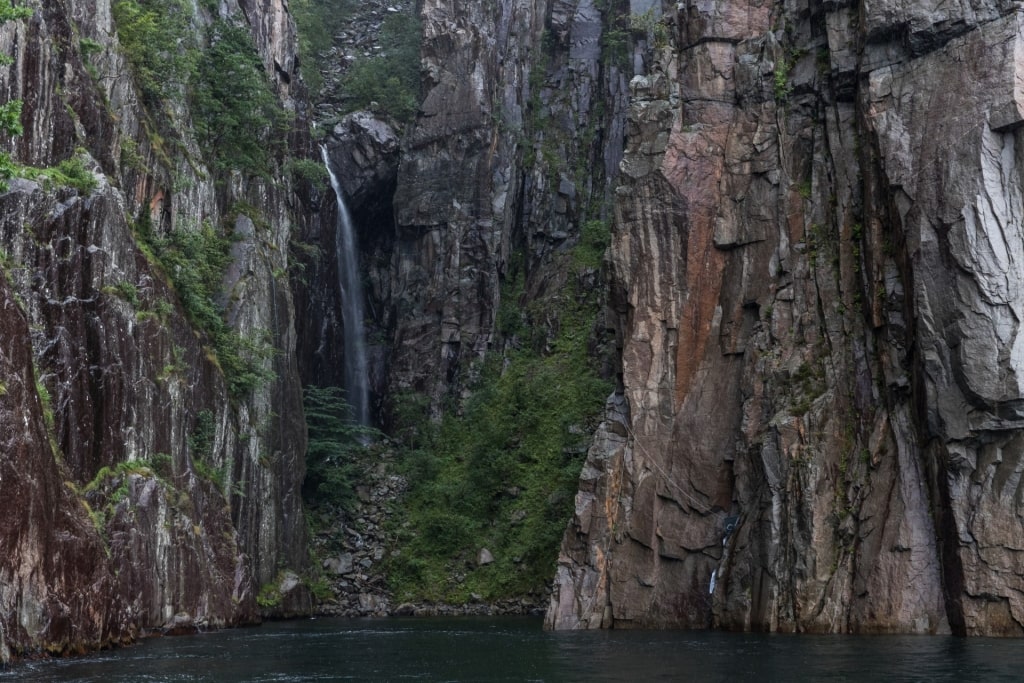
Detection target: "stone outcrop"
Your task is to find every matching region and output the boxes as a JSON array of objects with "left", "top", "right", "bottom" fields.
[
  {"left": 547, "top": 0, "right": 1024, "bottom": 636},
  {"left": 0, "top": 0, "right": 311, "bottom": 660}
]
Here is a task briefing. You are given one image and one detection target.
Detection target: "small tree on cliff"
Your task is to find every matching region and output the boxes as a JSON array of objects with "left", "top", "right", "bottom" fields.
[{"left": 0, "top": 3, "right": 33, "bottom": 192}]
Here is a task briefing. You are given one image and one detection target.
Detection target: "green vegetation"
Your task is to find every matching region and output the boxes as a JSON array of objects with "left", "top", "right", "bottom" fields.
[
  {"left": 83, "top": 460, "right": 157, "bottom": 496},
  {"left": 797, "top": 179, "right": 812, "bottom": 200},
  {"left": 188, "top": 409, "right": 227, "bottom": 490},
  {"left": 134, "top": 216, "right": 274, "bottom": 398},
  {"left": 0, "top": 99, "right": 22, "bottom": 138},
  {"left": 303, "top": 386, "right": 377, "bottom": 511},
  {"left": 0, "top": 99, "right": 23, "bottom": 191},
  {"left": 102, "top": 280, "right": 140, "bottom": 306},
  {"left": 192, "top": 19, "right": 289, "bottom": 176},
  {"left": 628, "top": 8, "right": 670, "bottom": 50},
  {"left": 112, "top": 1, "right": 288, "bottom": 177},
  {"left": 783, "top": 358, "right": 827, "bottom": 417},
  {"left": 109, "top": 4, "right": 284, "bottom": 397},
  {"left": 33, "top": 370, "right": 63, "bottom": 459},
  {"left": 339, "top": 13, "right": 422, "bottom": 122},
  {"left": 601, "top": 23, "right": 629, "bottom": 70},
  {"left": 387, "top": 240, "right": 612, "bottom": 604},
  {"left": 599, "top": 5, "right": 671, "bottom": 70},
  {"left": 79, "top": 35, "right": 106, "bottom": 83},
  {"left": 143, "top": 221, "right": 227, "bottom": 338},
  {"left": 0, "top": 4, "right": 32, "bottom": 192},
  {"left": 256, "top": 582, "right": 282, "bottom": 608},
  {"left": 75, "top": 459, "right": 165, "bottom": 543},
  {"left": 193, "top": 456, "right": 227, "bottom": 492},
  {"left": 290, "top": 0, "right": 421, "bottom": 121},
  {"left": 148, "top": 452, "right": 174, "bottom": 479},
  {"left": 78, "top": 37, "right": 104, "bottom": 58},
  {"left": 305, "top": 573, "right": 334, "bottom": 603},
  {"left": 19, "top": 154, "right": 99, "bottom": 194},
  {"left": 0, "top": 3, "right": 31, "bottom": 66},
  {"left": 289, "top": 0, "right": 357, "bottom": 93},
  {"left": 119, "top": 136, "right": 145, "bottom": 172},
  {"left": 35, "top": 377, "right": 55, "bottom": 437},
  {"left": 285, "top": 158, "right": 330, "bottom": 191},
  {"left": 112, "top": 0, "right": 196, "bottom": 107},
  {"left": 573, "top": 219, "right": 612, "bottom": 270},
  {"left": 774, "top": 56, "right": 792, "bottom": 101},
  {"left": 188, "top": 410, "right": 216, "bottom": 459}
]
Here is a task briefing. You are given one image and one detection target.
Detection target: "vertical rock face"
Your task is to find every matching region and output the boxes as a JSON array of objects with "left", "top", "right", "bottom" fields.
[
  {"left": 386, "top": 0, "right": 526, "bottom": 411},
  {"left": 0, "top": 0, "right": 310, "bottom": 659},
  {"left": 387, "top": 0, "right": 627, "bottom": 414},
  {"left": 548, "top": 0, "right": 1024, "bottom": 635},
  {"left": 0, "top": 272, "right": 122, "bottom": 661}
]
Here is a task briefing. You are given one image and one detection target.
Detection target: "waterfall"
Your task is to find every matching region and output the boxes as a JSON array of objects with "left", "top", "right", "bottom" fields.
[{"left": 321, "top": 146, "right": 370, "bottom": 426}]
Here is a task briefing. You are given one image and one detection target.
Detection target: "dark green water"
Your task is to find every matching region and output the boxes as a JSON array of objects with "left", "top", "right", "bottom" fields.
[{"left": 4, "top": 616, "right": 1024, "bottom": 682}]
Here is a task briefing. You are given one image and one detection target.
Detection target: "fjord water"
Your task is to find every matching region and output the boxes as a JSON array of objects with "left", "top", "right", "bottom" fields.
[
  {"left": 5, "top": 617, "right": 1024, "bottom": 682},
  {"left": 320, "top": 146, "right": 370, "bottom": 426}
]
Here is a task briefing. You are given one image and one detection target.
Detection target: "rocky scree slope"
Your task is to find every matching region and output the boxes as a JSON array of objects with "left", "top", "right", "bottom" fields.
[
  {"left": 0, "top": 0, "right": 313, "bottom": 661},
  {"left": 547, "top": 0, "right": 1024, "bottom": 636}
]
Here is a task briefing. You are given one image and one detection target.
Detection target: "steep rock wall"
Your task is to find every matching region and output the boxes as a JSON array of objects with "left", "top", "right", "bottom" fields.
[
  {"left": 0, "top": 270, "right": 123, "bottom": 661},
  {"left": 548, "top": 0, "right": 1024, "bottom": 635},
  {"left": 0, "top": 0, "right": 311, "bottom": 659},
  {"left": 386, "top": 0, "right": 628, "bottom": 415}
]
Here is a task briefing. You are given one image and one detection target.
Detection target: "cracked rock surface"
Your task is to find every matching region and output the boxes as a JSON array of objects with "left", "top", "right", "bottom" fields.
[{"left": 547, "top": 0, "right": 1024, "bottom": 635}]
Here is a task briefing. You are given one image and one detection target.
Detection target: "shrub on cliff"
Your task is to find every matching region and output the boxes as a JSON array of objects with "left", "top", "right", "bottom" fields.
[
  {"left": 192, "top": 19, "right": 289, "bottom": 176},
  {"left": 112, "top": 3, "right": 288, "bottom": 177},
  {"left": 136, "top": 218, "right": 274, "bottom": 399},
  {"left": 0, "top": 4, "right": 32, "bottom": 192},
  {"left": 20, "top": 153, "right": 99, "bottom": 194},
  {"left": 0, "top": 100, "right": 22, "bottom": 192},
  {"left": 112, "top": 0, "right": 196, "bottom": 108}
]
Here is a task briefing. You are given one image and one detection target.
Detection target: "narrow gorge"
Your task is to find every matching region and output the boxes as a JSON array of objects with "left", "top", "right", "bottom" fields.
[{"left": 2, "top": 0, "right": 1024, "bottom": 663}]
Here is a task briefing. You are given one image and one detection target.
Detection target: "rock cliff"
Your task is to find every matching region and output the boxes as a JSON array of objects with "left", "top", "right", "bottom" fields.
[
  {"left": 381, "top": 0, "right": 627, "bottom": 415},
  {"left": 5, "top": 0, "right": 1024, "bottom": 657},
  {"left": 294, "top": 0, "right": 1024, "bottom": 636},
  {"left": 0, "top": 0, "right": 311, "bottom": 660},
  {"left": 547, "top": 0, "right": 1024, "bottom": 636}
]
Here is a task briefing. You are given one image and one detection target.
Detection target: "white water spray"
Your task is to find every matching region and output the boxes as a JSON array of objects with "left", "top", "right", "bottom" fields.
[{"left": 321, "top": 146, "right": 370, "bottom": 426}]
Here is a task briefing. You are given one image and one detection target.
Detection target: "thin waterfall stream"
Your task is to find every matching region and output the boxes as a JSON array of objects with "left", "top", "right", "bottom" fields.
[{"left": 321, "top": 146, "right": 370, "bottom": 426}]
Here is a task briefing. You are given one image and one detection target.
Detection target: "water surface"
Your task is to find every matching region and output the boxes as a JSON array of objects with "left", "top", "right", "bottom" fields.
[{"left": 4, "top": 616, "right": 1024, "bottom": 682}]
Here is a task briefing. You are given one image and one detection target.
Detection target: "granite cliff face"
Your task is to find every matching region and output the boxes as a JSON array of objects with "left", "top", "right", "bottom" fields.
[
  {"left": 0, "top": 0, "right": 310, "bottom": 660},
  {"left": 295, "top": 0, "right": 1024, "bottom": 636},
  {"left": 547, "top": 0, "right": 1024, "bottom": 636},
  {"left": 304, "top": 0, "right": 629, "bottom": 420},
  {"left": 378, "top": 0, "right": 627, "bottom": 416},
  {"left": 5, "top": 0, "right": 1024, "bottom": 658}
]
